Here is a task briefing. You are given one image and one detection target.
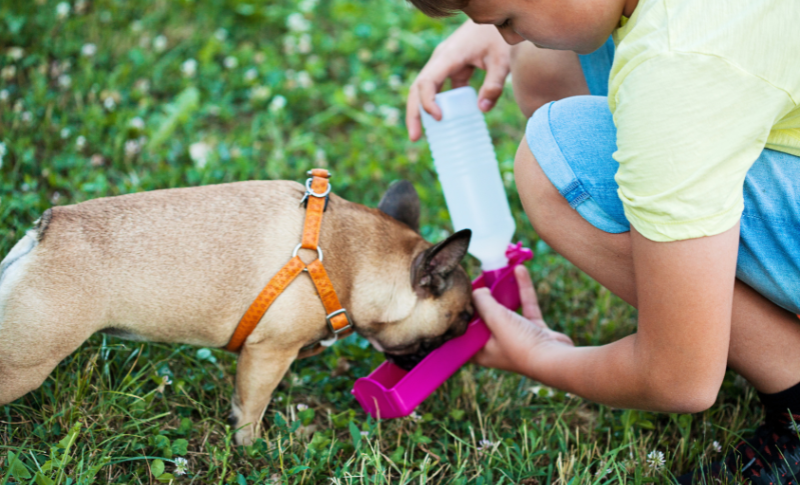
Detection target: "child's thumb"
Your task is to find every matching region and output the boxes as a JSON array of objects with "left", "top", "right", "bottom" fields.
[{"left": 473, "top": 288, "right": 519, "bottom": 333}]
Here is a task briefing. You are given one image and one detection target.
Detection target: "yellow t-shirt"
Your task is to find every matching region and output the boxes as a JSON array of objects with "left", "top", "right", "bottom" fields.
[{"left": 609, "top": 0, "right": 800, "bottom": 242}]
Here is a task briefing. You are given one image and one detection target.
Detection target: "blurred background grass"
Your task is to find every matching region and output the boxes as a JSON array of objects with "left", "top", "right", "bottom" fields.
[{"left": 1, "top": 0, "right": 761, "bottom": 483}]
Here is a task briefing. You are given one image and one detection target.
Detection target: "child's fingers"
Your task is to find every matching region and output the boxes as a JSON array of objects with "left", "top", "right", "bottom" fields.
[
  {"left": 515, "top": 265, "right": 543, "bottom": 321},
  {"left": 477, "top": 56, "right": 509, "bottom": 112},
  {"left": 405, "top": 84, "right": 423, "bottom": 142},
  {"left": 417, "top": 79, "right": 443, "bottom": 122}
]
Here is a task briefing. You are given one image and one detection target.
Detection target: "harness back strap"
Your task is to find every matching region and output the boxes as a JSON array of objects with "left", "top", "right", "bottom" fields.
[{"left": 225, "top": 169, "right": 353, "bottom": 353}]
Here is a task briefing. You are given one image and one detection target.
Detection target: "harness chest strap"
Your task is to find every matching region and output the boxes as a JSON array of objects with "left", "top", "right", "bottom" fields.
[{"left": 225, "top": 169, "right": 353, "bottom": 353}]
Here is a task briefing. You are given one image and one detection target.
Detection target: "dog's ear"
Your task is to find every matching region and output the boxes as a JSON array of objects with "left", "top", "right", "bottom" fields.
[
  {"left": 413, "top": 229, "right": 471, "bottom": 296},
  {"left": 378, "top": 180, "right": 420, "bottom": 233}
]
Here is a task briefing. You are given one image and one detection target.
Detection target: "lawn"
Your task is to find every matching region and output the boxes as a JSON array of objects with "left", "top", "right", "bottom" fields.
[{"left": 0, "top": 0, "right": 762, "bottom": 483}]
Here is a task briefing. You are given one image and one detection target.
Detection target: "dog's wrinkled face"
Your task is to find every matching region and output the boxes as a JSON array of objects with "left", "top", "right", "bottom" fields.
[{"left": 372, "top": 181, "right": 475, "bottom": 371}]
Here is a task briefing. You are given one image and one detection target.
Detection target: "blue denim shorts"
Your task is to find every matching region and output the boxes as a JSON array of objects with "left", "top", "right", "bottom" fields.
[{"left": 525, "top": 38, "right": 800, "bottom": 315}]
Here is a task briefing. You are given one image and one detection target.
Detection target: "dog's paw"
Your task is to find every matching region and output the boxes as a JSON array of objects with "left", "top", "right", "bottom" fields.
[{"left": 234, "top": 427, "right": 255, "bottom": 446}]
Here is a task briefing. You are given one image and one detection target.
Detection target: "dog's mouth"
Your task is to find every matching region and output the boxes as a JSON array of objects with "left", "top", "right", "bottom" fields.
[{"left": 383, "top": 309, "right": 473, "bottom": 371}]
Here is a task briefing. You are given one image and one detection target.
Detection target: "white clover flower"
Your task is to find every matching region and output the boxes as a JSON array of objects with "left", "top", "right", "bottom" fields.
[
  {"left": 75, "top": 0, "right": 88, "bottom": 14},
  {"left": 124, "top": 139, "right": 141, "bottom": 159},
  {"left": 0, "top": 142, "right": 6, "bottom": 169},
  {"left": 299, "top": 0, "right": 318, "bottom": 13},
  {"left": 409, "top": 412, "right": 422, "bottom": 422},
  {"left": 0, "top": 89, "right": 8, "bottom": 102},
  {"left": 269, "top": 95, "right": 286, "bottom": 112},
  {"left": 388, "top": 74, "right": 402, "bottom": 90},
  {"left": 81, "top": 43, "right": 97, "bottom": 57},
  {"left": 161, "top": 375, "right": 172, "bottom": 386},
  {"left": 296, "top": 403, "right": 308, "bottom": 411},
  {"left": 223, "top": 56, "right": 238, "bottom": 69},
  {"left": 214, "top": 28, "right": 228, "bottom": 41},
  {"left": 134, "top": 78, "right": 150, "bottom": 93},
  {"left": 56, "top": 1, "right": 71, "bottom": 19},
  {"left": 181, "top": 59, "right": 197, "bottom": 78},
  {"left": 254, "top": 52, "right": 266, "bottom": 64},
  {"left": 286, "top": 13, "right": 310, "bottom": 32},
  {"left": 21, "top": 111, "right": 33, "bottom": 123},
  {"left": 712, "top": 440, "right": 722, "bottom": 453},
  {"left": 13, "top": 100, "right": 23, "bottom": 113},
  {"left": 51, "top": 191, "right": 61, "bottom": 204},
  {"left": 528, "top": 385, "right": 556, "bottom": 398},
  {"left": 173, "top": 457, "right": 189, "bottom": 476},
  {"left": 385, "top": 38, "right": 400, "bottom": 53},
  {"left": 249, "top": 85, "right": 271, "bottom": 101},
  {"left": 189, "top": 141, "right": 211, "bottom": 169},
  {"left": 129, "top": 117, "right": 145, "bottom": 130},
  {"left": 103, "top": 96, "right": 116, "bottom": 110},
  {"left": 152, "top": 35, "right": 168, "bottom": 52},
  {"left": 360, "top": 431, "right": 369, "bottom": 438},
  {"left": 21, "top": 183, "right": 30, "bottom": 192},
  {"left": 298, "top": 34, "right": 312, "bottom": 54},
  {"left": 378, "top": 105, "right": 400, "bottom": 127},
  {"left": 282, "top": 36, "right": 296, "bottom": 55},
  {"left": 363, "top": 102, "right": 375, "bottom": 113},
  {"left": 296, "top": 71, "right": 312, "bottom": 89},
  {"left": 244, "top": 68, "right": 258, "bottom": 82},
  {"left": 360, "top": 80, "right": 376, "bottom": 93},
  {"left": 477, "top": 439, "right": 495, "bottom": 451},
  {"left": 1, "top": 65, "right": 16, "bottom": 80},
  {"left": 646, "top": 450, "right": 665, "bottom": 470},
  {"left": 76, "top": 135, "right": 87, "bottom": 150},
  {"left": 58, "top": 74, "right": 72, "bottom": 88},
  {"left": 358, "top": 49, "right": 372, "bottom": 62},
  {"left": 342, "top": 84, "right": 356, "bottom": 102},
  {"left": 7, "top": 47, "right": 24, "bottom": 61},
  {"left": 130, "top": 20, "right": 143, "bottom": 32},
  {"left": 60, "top": 127, "right": 71, "bottom": 139}
]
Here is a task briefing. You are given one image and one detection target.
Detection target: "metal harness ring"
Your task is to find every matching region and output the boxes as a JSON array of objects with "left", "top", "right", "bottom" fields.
[
  {"left": 292, "top": 243, "right": 323, "bottom": 264},
  {"left": 305, "top": 178, "right": 332, "bottom": 198}
]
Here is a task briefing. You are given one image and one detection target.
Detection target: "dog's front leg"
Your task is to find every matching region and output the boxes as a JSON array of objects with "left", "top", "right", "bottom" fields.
[{"left": 230, "top": 343, "right": 297, "bottom": 446}]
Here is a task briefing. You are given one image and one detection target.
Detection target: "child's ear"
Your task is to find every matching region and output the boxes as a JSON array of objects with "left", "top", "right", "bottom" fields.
[
  {"left": 378, "top": 180, "right": 421, "bottom": 233},
  {"left": 412, "top": 229, "right": 472, "bottom": 296}
]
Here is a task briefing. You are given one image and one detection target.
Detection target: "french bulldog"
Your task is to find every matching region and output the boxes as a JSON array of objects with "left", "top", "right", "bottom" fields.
[{"left": 0, "top": 178, "right": 474, "bottom": 444}]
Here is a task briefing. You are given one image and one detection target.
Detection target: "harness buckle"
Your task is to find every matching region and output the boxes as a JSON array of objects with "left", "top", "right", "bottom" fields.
[
  {"left": 300, "top": 177, "right": 332, "bottom": 210},
  {"left": 323, "top": 308, "right": 353, "bottom": 346}
]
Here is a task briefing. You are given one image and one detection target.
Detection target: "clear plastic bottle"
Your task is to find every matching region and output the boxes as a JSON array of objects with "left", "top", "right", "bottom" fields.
[{"left": 420, "top": 86, "right": 516, "bottom": 271}]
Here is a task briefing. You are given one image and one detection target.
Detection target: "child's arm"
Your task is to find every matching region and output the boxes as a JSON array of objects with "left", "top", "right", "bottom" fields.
[{"left": 475, "top": 224, "right": 739, "bottom": 413}]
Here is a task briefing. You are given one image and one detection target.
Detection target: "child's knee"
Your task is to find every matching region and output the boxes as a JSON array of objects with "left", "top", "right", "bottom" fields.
[{"left": 514, "top": 138, "right": 569, "bottom": 238}]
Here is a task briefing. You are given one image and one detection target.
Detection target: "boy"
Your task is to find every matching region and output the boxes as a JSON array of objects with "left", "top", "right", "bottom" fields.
[{"left": 404, "top": 0, "right": 800, "bottom": 481}]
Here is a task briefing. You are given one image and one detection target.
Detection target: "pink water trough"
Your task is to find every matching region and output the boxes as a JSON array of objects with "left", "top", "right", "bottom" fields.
[{"left": 351, "top": 243, "right": 534, "bottom": 419}]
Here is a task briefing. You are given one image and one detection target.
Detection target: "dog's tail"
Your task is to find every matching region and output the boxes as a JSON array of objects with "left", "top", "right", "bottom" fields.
[{"left": 0, "top": 209, "right": 50, "bottom": 291}]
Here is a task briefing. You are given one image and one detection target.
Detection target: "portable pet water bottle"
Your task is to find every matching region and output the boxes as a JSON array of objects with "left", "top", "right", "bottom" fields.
[
  {"left": 351, "top": 86, "right": 532, "bottom": 419},
  {"left": 420, "top": 86, "right": 516, "bottom": 271}
]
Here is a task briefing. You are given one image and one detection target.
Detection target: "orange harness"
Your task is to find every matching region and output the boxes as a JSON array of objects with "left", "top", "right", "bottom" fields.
[{"left": 225, "top": 169, "right": 353, "bottom": 353}]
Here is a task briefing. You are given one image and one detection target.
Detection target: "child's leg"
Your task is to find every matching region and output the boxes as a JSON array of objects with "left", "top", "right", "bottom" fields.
[{"left": 516, "top": 96, "right": 800, "bottom": 394}]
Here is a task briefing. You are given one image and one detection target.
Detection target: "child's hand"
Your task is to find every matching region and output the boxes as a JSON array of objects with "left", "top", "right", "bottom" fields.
[
  {"left": 472, "top": 265, "right": 573, "bottom": 376},
  {"left": 406, "top": 19, "right": 511, "bottom": 142}
]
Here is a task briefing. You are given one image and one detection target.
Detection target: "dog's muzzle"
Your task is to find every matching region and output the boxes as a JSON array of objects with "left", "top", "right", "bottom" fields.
[{"left": 384, "top": 309, "right": 473, "bottom": 371}]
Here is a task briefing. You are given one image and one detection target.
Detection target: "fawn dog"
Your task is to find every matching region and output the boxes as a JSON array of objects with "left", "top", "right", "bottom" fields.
[{"left": 0, "top": 177, "right": 474, "bottom": 444}]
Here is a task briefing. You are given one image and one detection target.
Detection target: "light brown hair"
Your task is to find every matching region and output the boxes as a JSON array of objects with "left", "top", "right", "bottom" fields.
[{"left": 407, "top": 0, "right": 470, "bottom": 18}]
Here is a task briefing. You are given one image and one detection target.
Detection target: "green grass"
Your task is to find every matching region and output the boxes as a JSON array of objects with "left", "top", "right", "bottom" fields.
[{"left": 1, "top": 0, "right": 764, "bottom": 483}]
